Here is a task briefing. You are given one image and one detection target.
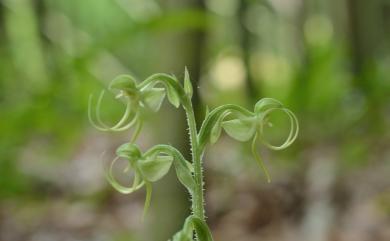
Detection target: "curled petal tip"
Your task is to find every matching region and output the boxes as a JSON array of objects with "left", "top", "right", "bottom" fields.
[
  {"left": 88, "top": 91, "right": 139, "bottom": 132},
  {"left": 105, "top": 156, "right": 145, "bottom": 194},
  {"left": 259, "top": 107, "right": 298, "bottom": 150}
]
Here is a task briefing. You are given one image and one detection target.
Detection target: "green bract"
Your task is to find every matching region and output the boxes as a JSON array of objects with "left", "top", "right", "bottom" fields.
[{"left": 89, "top": 69, "right": 298, "bottom": 241}]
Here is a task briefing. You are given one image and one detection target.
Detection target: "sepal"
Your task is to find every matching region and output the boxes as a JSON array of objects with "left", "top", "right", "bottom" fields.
[{"left": 222, "top": 117, "right": 257, "bottom": 142}]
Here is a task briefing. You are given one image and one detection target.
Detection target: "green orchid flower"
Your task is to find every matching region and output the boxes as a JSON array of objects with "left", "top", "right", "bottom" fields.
[
  {"left": 106, "top": 143, "right": 195, "bottom": 218},
  {"left": 88, "top": 75, "right": 168, "bottom": 134},
  {"left": 198, "top": 98, "right": 298, "bottom": 183},
  {"left": 88, "top": 72, "right": 191, "bottom": 144}
]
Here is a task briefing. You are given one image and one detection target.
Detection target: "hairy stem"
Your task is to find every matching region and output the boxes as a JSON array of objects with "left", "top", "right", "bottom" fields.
[{"left": 183, "top": 98, "right": 205, "bottom": 220}]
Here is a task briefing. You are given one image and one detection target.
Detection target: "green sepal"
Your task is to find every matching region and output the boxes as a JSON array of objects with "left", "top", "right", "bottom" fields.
[
  {"left": 137, "top": 73, "right": 184, "bottom": 108},
  {"left": 198, "top": 104, "right": 253, "bottom": 150},
  {"left": 109, "top": 75, "right": 138, "bottom": 94},
  {"left": 164, "top": 77, "right": 181, "bottom": 108},
  {"left": 209, "top": 111, "right": 230, "bottom": 144},
  {"left": 254, "top": 98, "right": 283, "bottom": 114},
  {"left": 116, "top": 143, "right": 142, "bottom": 161},
  {"left": 142, "top": 88, "right": 166, "bottom": 112},
  {"left": 222, "top": 117, "right": 257, "bottom": 142},
  {"left": 138, "top": 154, "right": 173, "bottom": 182},
  {"left": 174, "top": 159, "right": 195, "bottom": 194},
  {"left": 184, "top": 67, "right": 193, "bottom": 99}
]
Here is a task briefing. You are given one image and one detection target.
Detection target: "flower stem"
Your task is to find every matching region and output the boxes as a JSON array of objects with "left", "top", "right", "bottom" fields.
[{"left": 183, "top": 99, "right": 205, "bottom": 220}]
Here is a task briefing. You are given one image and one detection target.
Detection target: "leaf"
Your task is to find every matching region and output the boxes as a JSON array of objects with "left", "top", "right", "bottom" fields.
[
  {"left": 171, "top": 231, "right": 192, "bottom": 241},
  {"left": 168, "top": 216, "right": 213, "bottom": 241},
  {"left": 142, "top": 88, "right": 166, "bottom": 112},
  {"left": 209, "top": 111, "right": 230, "bottom": 144},
  {"left": 139, "top": 154, "right": 173, "bottom": 182},
  {"left": 184, "top": 67, "right": 193, "bottom": 98},
  {"left": 169, "top": 216, "right": 194, "bottom": 241},
  {"left": 222, "top": 117, "right": 257, "bottom": 142},
  {"left": 191, "top": 217, "right": 214, "bottom": 241}
]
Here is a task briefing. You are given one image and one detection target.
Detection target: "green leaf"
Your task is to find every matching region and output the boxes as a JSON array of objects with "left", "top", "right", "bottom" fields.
[
  {"left": 170, "top": 231, "right": 192, "bottom": 241},
  {"left": 184, "top": 67, "right": 193, "bottom": 98},
  {"left": 142, "top": 88, "right": 166, "bottom": 112},
  {"left": 169, "top": 216, "right": 213, "bottom": 241},
  {"left": 139, "top": 154, "right": 173, "bottom": 182},
  {"left": 222, "top": 117, "right": 257, "bottom": 142},
  {"left": 209, "top": 111, "right": 230, "bottom": 144},
  {"left": 191, "top": 217, "right": 214, "bottom": 241},
  {"left": 169, "top": 216, "right": 194, "bottom": 241}
]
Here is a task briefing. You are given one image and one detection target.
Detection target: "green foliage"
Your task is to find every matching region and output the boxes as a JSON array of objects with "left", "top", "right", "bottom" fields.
[{"left": 89, "top": 69, "right": 298, "bottom": 240}]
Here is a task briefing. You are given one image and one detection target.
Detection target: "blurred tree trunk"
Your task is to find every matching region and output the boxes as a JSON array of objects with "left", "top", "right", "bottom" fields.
[
  {"left": 238, "top": 0, "right": 259, "bottom": 105},
  {"left": 149, "top": 1, "right": 208, "bottom": 241},
  {"left": 186, "top": 0, "right": 206, "bottom": 126},
  {"left": 289, "top": 0, "right": 310, "bottom": 112},
  {"left": 347, "top": 0, "right": 384, "bottom": 133},
  {"left": 300, "top": 148, "right": 337, "bottom": 241}
]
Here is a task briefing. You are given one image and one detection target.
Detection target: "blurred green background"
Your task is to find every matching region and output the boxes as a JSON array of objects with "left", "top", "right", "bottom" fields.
[{"left": 0, "top": 0, "right": 389, "bottom": 241}]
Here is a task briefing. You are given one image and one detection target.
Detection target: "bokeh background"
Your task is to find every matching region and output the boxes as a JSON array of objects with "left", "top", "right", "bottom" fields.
[{"left": 0, "top": 0, "right": 389, "bottom": 241}]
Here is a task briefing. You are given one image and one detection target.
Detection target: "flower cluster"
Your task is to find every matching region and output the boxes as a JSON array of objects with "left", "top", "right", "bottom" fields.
[{"left": 89, "top": 69, "right": 298, "bottom": 241}]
